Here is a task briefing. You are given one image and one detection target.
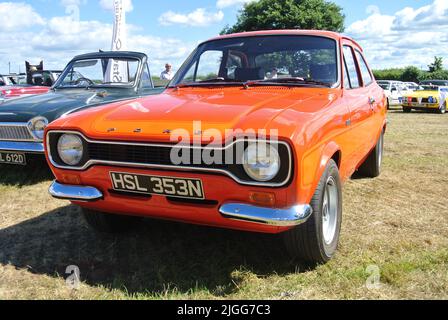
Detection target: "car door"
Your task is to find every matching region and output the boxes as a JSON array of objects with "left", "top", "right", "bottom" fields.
[
  {"left": 341, "top": 45, "right": 376, "bottom": 173},
  {"left": 390, "top": 84, "right": 401, "bottom": 104},
  {"left": 354, "top": 49, "right": 384, "bottom": 144}
]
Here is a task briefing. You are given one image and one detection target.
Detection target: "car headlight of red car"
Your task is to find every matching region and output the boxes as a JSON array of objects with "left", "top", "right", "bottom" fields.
[
  {"left": 242, "top": 142, "right": 281, "bottom": 182},
  {"left": 57, "top": 133, "right": 84, "bottom": 166}
]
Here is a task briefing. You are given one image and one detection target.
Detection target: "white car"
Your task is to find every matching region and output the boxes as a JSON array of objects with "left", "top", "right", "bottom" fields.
[
  {"left": 377, "top": 80, "right": 412, "bottom": 108},
  {"left": 404, "top": 82, "right": 421, "bottom": 91}
]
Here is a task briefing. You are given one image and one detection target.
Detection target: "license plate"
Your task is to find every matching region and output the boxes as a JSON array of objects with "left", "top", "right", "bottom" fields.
[
  {"left": 110, "top": 172, "right": 205, "bottom": 200},
  {"left": 0, "top": 152, "right": 26, "bottom": 165}
]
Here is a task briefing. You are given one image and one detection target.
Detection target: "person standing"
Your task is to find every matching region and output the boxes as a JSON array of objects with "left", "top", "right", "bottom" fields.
[{"left": 160, "top": 63, "right": 173, "bottom": 80}]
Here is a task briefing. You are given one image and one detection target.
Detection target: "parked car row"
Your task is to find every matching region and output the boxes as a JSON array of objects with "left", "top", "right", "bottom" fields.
[
  {"left": 377, "top": 80, "right": 416, "bottom": 108},
  {"left": 401, "top": 80, "right": 448, "bottom": 114},
  {"left": 0, "top": 30, "right": 387, "bottom": 265},
  {"left": 0, "top": 70, "right": 62, "bottom": 102}
]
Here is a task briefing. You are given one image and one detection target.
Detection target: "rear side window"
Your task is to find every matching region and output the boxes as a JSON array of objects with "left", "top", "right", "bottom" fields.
[
  {"left": 343, "top": 46, "right": 360, "bottom": 89},
  {"left": 355, "top": 51, "right": 373, "bottom": 86}
]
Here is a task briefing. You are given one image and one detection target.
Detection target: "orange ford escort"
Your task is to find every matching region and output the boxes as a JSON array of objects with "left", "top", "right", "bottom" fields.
[{"left": 45, "top": 30, "right": 386, "bottom": 265}]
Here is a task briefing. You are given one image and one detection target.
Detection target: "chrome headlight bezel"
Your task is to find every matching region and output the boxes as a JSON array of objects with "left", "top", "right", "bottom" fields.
[
  {"left": 242, "top": 142, "right": 281, "bottom": 182},
  {"left": 28, "top": 116, "right": 49, "bottom": 140},
  {"left": 57, "top": 133, "right": 84, "bottom": 166}
]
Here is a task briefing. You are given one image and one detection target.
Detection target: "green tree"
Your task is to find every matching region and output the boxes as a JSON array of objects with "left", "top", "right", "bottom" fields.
[
  {"left": 428, "top": 56, "right": 443, "bottom": 73},
  {"left": 221, "top": 0, "right": 345, "bottom": 35},
  {"left": 401, "top": 66, "right": 422, "bottom": 83}
]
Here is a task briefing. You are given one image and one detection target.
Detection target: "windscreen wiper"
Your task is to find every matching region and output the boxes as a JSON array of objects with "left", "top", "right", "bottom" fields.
[
  {"left": 169, "top": 78, "right": 244, "bottom": 89},
  {"left": 244, "top": 77, "right": 332, "bottom": 88}
]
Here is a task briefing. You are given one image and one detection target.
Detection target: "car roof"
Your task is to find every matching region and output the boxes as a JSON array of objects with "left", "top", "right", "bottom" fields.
[
  {"left": 70, "top": 51, "right": 147, "bottom": 62},
  {"left": 204, "top": 29, "right": 361, "bottom": 50}
]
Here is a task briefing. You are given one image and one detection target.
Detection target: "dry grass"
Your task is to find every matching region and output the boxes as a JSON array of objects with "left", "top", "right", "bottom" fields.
[{"left": 0, "top": 110, "right": 447, "bottom": 300}]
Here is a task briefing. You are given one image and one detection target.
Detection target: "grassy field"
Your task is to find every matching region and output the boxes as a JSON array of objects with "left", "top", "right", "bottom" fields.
[{"left": 0, "top": 110, "right": 447, "bottom": 300}]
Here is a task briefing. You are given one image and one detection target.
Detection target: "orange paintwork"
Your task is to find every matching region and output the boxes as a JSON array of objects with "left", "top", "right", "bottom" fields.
[{"left": 45, "top": 30, "right": 387, "bottom": 234}]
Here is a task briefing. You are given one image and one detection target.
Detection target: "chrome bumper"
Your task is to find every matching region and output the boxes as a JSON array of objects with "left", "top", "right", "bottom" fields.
[
  {"left": 49, "top": 181, "right": 103, "bottom": 202},
  {"left": 219, "top": 203, "right": 312, "bottom": 227},
  {"left": 0, "top": 141, "right": 44, "bottom": 153},
  {"left": 49, "top": 181, "right": 312, "bottom": 227}
]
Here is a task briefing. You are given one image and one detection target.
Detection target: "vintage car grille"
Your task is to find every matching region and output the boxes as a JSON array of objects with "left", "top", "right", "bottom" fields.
[
  {"left": 47, "top": 131, "right": 293, "bottom": 187},
  {"left": 0, "top": 123, "right": 34, "bottom": 141},
  {"left": 411, "top": 98, "right": 430, "bottom": 103},
  {"left": 88, "top": 143, "right": 178, "bottom": 166}
]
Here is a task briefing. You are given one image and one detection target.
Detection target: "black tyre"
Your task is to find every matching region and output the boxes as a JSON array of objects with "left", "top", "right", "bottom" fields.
[
  {"left": 387, "top": 99, "right": 390, "bottom": 110},
  {"left": 82, "top": 208, "right": 141, "bottom": 233},
  {"left": 403, "top": 107, "right": 412, "bottom": 113},
  {"left": 283, "top": 160, "right": 342, "bottom": 266},
  {"left": 438, "top": 102, "right": 446, "bottom": 114},
  {"left": 357, "top": 130, "right": 384, "bottom": 178}
]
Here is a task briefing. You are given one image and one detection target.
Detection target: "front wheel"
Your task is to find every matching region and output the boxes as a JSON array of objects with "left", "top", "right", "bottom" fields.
[
  {"left": 438, "top": 102, "right": 446, "bottom": 114},
  {"left": 283, "top": 160, "right": 342, "bottom": 266},
  {"left": 82, "top": 208, "right": 141, "bottom": 233}
]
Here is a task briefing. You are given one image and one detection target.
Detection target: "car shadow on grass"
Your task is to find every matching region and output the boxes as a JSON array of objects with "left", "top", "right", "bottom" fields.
[
  {"left": 0, "top": 205, "right": 305, "bottom": 297},
  {"left": 0, "top": 158, "right": 53, "bottom": 186}
]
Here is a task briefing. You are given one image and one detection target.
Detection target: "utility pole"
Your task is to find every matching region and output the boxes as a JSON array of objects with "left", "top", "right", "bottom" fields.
[{"left": 8, "top": 62, "right": 11, "bottom": 74}]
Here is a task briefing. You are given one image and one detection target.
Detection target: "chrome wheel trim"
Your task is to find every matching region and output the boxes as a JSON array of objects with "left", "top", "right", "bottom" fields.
[
  {"left": 378, "top": 134, "right": 383, "bottom": 168},
  {"left": 322, "top": 176, "right": 339, "bottom": 245}
]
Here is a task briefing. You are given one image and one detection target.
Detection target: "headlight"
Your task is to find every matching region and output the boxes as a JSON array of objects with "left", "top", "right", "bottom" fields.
[
  {"left": 242, "top": 142, "right": 281, "bottom": 182},
  {"left": 28, "top": 117, "right": 48, "bottom": 140},
  {"left": 57, "top": 134, "right": 84, "bottom": 166},
  {"left": 428, "top": 96, "right": 437, "bottom": 104}
]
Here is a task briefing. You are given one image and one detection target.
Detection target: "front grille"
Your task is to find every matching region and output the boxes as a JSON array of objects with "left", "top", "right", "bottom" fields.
[
  {"left": 47, "top": 131, "right": 293, "bottom": 187},
  {"left": 89, "top": 143, "right": 178, "bottom": 166},
  {"left": 88, "top": 143, "right": 225, "bottom": 167},
  {"left": 411, "top": 98, "right": 431, "bottom": 103},
  {"left": 0, "top": 124, "right": 34, "bottom": 141}
]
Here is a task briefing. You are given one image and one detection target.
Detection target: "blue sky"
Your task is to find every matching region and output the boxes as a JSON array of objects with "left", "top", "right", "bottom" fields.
[{"left": 1, "top": 0, "right": 446, "bottom": 74}]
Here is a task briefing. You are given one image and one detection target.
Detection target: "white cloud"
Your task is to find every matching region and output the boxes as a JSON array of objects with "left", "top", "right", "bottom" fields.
[
  {"left": 346, "top": 0, "right": 448, "bottom": 69},
  {"left": 216, "top": 0, "right": 256, "bottom": 9},
  {"left": 60, "top": 0, "right": 86, "bottom": 7},
  {"left": 0, "top": 2, "right": 45, "bottom": 31},
  {"left": 159, "top": 8, "right": 224, "bottom": 27},
  {"left": 99, "top": 0, "right": 134, "bottom": 13},
  {"left": 0, "top": 2, "right": 193, "bottom": 75}
]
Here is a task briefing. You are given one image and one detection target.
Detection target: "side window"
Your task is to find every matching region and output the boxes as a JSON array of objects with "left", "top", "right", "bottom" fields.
[
  {"left": 141, "top": 63, "right": 153, "bottom": 89},
  {"left": 355, "top": 51, "right": 373, "bottom": 86},
  {"left": 343, "top": 46, "right": 360, "bottom": 89}
]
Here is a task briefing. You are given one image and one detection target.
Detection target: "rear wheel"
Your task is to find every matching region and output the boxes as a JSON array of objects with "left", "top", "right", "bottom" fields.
[
  {"left": 438, "top": 102, "right": 446, "bottom": 114},
  {"left": 283, "top": 160, "right": 342, "bottom": 266},
  {"left": 357, "top": 130, "right": 384, "bottom": 178},
  {"left": 82, "top": 208, "right": 141, "bottom": 233},
  {"left": 403, "top": 107, "right": 412, "bottom": 113}
]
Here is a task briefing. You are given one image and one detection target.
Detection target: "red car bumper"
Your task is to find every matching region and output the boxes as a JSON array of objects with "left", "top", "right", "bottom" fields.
[{"left": 49, "top": 165, "right": 312, "bottom": 234}]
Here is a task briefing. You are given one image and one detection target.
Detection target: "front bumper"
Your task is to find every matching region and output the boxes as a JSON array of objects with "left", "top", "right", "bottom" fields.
[
  {"left": 402, "top": 103, "right": 439, "bottom": 109},
  {"left": 0, "top": 141, "right": 44, "bottom": 153},
  {"left": 48, "top": 181, "right": 312, "bottom": 228}
]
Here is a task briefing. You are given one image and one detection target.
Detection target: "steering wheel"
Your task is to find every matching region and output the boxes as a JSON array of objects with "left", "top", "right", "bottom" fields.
[{"left": 74, "top": 77, "right": 95, "bottom": 86}]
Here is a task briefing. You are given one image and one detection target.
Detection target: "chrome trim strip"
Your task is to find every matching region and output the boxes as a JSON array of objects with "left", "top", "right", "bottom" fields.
[
  {"left": 219, "top": 203, "right": 313, "bottom": 227},
  {"left": 46, "top": 130, "right": 293, "bottom": 188},
  {"left": 49, "top": 181, "right": 103, "bottom": 202},
  {"left": 0, "top": 141, "right": 44, "bottom": 153}
]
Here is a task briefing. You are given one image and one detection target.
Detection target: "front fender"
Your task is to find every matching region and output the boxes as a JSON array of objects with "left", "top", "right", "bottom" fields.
[{"left": 296, "top": 141, "right": 341, "bottom": 204}]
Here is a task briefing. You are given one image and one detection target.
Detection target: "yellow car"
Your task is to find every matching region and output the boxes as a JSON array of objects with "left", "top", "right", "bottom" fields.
[{"left": 402, "top": 80, "right": 448, "bottom": 114}]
